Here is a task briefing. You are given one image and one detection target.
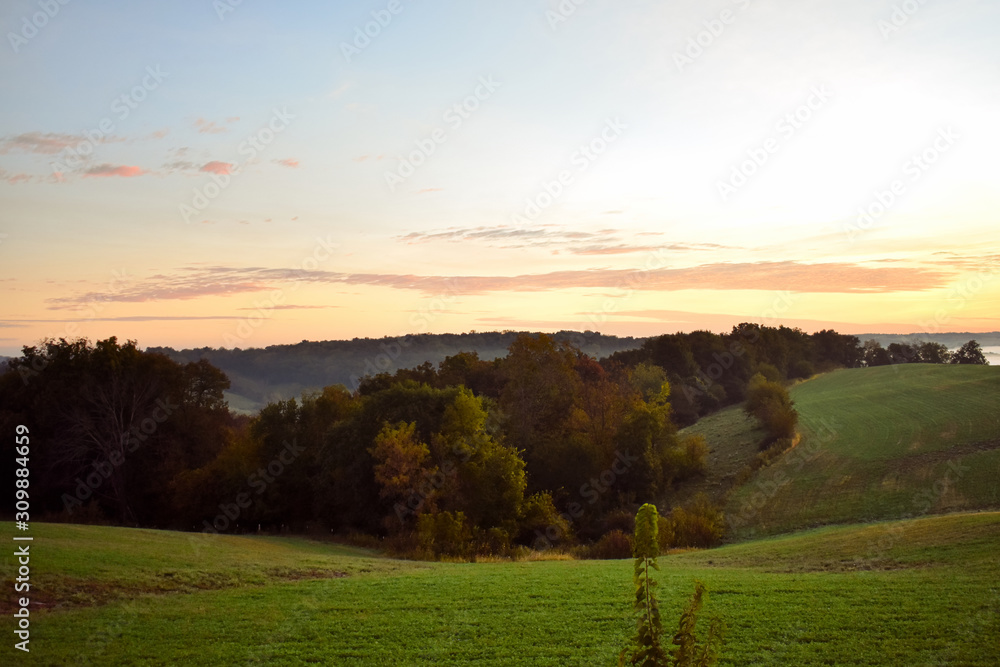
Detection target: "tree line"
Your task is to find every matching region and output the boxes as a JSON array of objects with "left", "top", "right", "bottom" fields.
[{"left": 0, "top": 328, "right": 988, "bottom": 557}]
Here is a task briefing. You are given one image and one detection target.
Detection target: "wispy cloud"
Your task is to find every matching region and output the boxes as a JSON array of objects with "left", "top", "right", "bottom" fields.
[
  {"left": 0, "top": 131, "right": 120, "bottom": 155},
  {"left": 83, "top": 164, "right": 145, "bottom": 178},
  {"left": 2, "top": 316, "right": 247, "bottom": 324},
  {"left": 274, "top": 158, "right": 300, "bottom": 168},
  {"left": 0, "top": 168, "right": 37, "bottom": 184},
  {"left": 193, "top": 117, "right": 239, "bottom": 134},
  {"left": 44, "top": 260, "right": 954, "bottom": 308},
  {"left": 235, "top": 304, "right": 338, "bottom": 311},
  {"left": 397, "top": 224, "right": 733, "bottom": 256}
]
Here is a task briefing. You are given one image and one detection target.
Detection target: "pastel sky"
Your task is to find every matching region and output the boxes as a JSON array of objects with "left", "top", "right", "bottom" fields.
[{"left": 1, "top": 0, "right": 998, "bottom": 355}]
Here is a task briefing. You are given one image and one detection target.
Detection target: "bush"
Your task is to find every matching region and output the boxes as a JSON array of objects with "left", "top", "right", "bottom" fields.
[
  {"left": 662, "top": 494, "right": 725, "bottom": 549},
  {"left": 417, "top": 511, "right": 470, "bottom": 558},
  {"left": 471, "top": 526, "right": 512, "bottom": 557},
  {"left": 754, "top": 363, "right": 782, "bottom": 383},
  {"left": 657, "top": 515, "right": 675, "bottom": 553},
  {"left": 601, "top": 509, "right": 636, "bottom": 535},
  {"left": 744, "top": 374, "right": 798, "bottom": 442},
  {"left": 518, "top": 491, "right": 573, "bottom": 548},
  {"left": 582, "top": 529, "right": 633, "bottom": 560},
  {"left": 789, "top": 360, "right": 814, "bottom": 379}
]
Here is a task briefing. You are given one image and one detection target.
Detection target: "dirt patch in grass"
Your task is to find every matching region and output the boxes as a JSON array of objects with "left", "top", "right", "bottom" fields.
[{"left": 2, "top": 568, "right": 349, "bottom": 614}]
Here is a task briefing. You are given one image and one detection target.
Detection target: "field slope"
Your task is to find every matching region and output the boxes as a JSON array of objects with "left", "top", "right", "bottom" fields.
[
  {"left": 683, "top": 364, "right": 1000, "bottom": 538},
  {"left": 3, "top": 515, "right": 998, "bottom": 665}
]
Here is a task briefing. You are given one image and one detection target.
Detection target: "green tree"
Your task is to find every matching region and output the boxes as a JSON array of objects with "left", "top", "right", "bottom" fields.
[
  {"left": 371, "top": 421, "right": 438, "bottom": 527},
  {"left": 862, "top": 340, "right": 891, "bottom": 367},
  {"left": 744, "top": 374, "right": 798, "bottom": 442},
  {"left": 951, "top": 340, "right": 988, "bottom": 365},
  {"left": 0, "top": 337, "right": 234, "bottom": 526},
  {"left": 918, "top": 341, "right": 951, "bottom": 364},
  {"left": 499, "top": 333, "right": 586, "bottom": 494}
]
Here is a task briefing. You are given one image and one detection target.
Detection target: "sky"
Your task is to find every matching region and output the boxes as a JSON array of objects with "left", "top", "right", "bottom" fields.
[{"left": 1, "top": 0, "right": 999, "bottom": 355}]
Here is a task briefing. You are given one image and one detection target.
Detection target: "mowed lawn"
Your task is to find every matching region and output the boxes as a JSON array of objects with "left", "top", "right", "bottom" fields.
[
  {"left": 715, "top": 365, "right": 1000, "bottom": 537},
  {"left": 5, "top": 513, "right": 999, "bottom": 665}
]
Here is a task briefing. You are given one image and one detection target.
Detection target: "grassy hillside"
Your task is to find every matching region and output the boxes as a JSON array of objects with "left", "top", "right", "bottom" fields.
[
  {"left": 683, "top": 364, "right": 1000, "bottom": 538},
  {"left": 4, "top": 515, "right": 997, "bottom": 665}
]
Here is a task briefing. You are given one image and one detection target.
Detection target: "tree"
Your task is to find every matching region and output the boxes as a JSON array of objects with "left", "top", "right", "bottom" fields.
[
  {"left": 862, "top": 340, "right": 891, "bottom": 367},
  {"left": 0, "top": 337, "right": 234, "bottom": 526},
  {"left": 887, "top": 342, "right": 920, "bottom": 365},
  {"left": 744, "top": 374, "right": 798, "bottom": 442},
  {"left": 918, "top": 341, "right": 951, "bottom": 364},
  {"left": 433, "top": 389, "right": 527, "bottom": 532},
  {"left": 371, "top": 421, "right": 438, "bottom": 527},
  {"left": 951, "top": 340, "right": 988, "bottom": 365},
  {"left": 499, "top": 333, "right": 584, "bottom": 494}
]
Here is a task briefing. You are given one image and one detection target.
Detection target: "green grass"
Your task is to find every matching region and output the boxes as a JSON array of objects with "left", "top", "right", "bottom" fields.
[
  {"left": 683, "top": 364, "right": 1000, "bottom": 537},
  {"left": 0, "top": 522, "right": 421, "bottom": 613},
  {"left": 4, "top": 515, "right": 999, "bottom": 665}
]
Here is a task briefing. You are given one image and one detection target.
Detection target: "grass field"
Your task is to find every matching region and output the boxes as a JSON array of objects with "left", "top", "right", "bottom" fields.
[
  {"left": 683, "top": 364, "right": 1000, "bottom": 538},
  {"left": 4, "top": 514, "right": 998, "bottom": 665}
]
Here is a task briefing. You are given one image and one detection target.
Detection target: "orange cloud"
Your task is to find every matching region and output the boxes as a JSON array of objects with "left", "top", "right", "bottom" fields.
[
  {"left": 275, "top": 158, "right": 300, "bottom": 168},
  {"left": 200, "top": 161, "right": 233, "bottom": 175},
  {"left": 44, "top": 261, "right": 954, "bottom": 310},
  {"left": 83, "top": 164, "right": 144, "bottom": 178}
]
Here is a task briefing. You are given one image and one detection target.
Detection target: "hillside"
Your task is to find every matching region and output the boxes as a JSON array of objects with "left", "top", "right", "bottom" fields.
[
  {"left": 9, "top": 514, "right": 998, "bottom": 665},
  {"left": 149, "top": 331, "right": 644, "bottom": 413},
  {"left": 682, "top": 364, "right": 1000, "bottom": 538}
]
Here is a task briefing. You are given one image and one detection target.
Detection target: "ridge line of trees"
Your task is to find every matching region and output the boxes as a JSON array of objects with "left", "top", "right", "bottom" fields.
[{"left": 1, "top": 328, "right": 988, "bottom": 557}]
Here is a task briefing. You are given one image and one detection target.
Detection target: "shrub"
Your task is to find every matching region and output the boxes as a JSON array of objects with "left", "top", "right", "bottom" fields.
[
  {"left": 663, "top": 494, "right": 725, "bottom": 549},
  {"left": 602, "top": 509, "right": 637, "bottom": 536},
  {"left": 657, "top": 515, "right": 676, "bottom": 553},
  {"left": 671, "top": 581, "right": 724, "bottom": 666},
  {"left": 417, "top": 511, "right": 470, "bottom": 558},
  {"left": 471, "top": 526, "right": 512, "bottom": 557},
  {"left": 754, "top": 363, "right": 782, "bottom": 383},
  {"left": 789, "top": 360, "right": 815, "bottom": 379},
  {"left": 518, "top": 491, "right": 573, "bottom": 548},
  {"left": 744, "top": 373, "right": 798, "bottom": 442},
  {"left": 585, "top": 529, "right": 633, "bottom": 560}
]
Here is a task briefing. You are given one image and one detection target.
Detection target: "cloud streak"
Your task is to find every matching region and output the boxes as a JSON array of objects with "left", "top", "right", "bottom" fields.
[
  {"left": 44, "top": 260, "right": 954, "bottom": 308},
  {"left": 83, "top": 164, "right": 145, "bottom": 178},
  {"left": 397, "top": 224, "right": 734, "bottom": 256}
]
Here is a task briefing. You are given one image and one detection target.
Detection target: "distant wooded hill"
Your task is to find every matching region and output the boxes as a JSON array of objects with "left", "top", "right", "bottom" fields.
[
  {"left": 148, "top": 331, "right": 644, "bottom": 413},
  {"left": 860, "top": 331, "right": 1000, "bottom": 348},
  {"left": 148, "top": 330, "right": 998, "bottom": 413}
]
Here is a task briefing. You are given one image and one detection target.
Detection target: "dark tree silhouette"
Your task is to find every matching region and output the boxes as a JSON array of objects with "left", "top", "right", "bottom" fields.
[{"left": 951, "top": 340, "right": 988, "bottom": 365}]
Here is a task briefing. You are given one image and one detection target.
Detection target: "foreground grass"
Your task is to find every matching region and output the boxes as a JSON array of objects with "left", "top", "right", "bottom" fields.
[
  {"left": 0, "top": 523, "right": 421, "bottom": 613},
  {"left": 4, "top": 514, "right": 998, "bottom": 665}
]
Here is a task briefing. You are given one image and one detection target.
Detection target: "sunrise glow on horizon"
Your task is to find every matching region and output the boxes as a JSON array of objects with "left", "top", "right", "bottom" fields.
[{"left": 1, "top": 0, "right": 999, "bottom": 355}]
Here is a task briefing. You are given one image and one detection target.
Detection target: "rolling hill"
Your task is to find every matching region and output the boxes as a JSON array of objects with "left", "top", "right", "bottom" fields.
[{"left": 682, "top": 364, "right": 1000, "bottom": 539}]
